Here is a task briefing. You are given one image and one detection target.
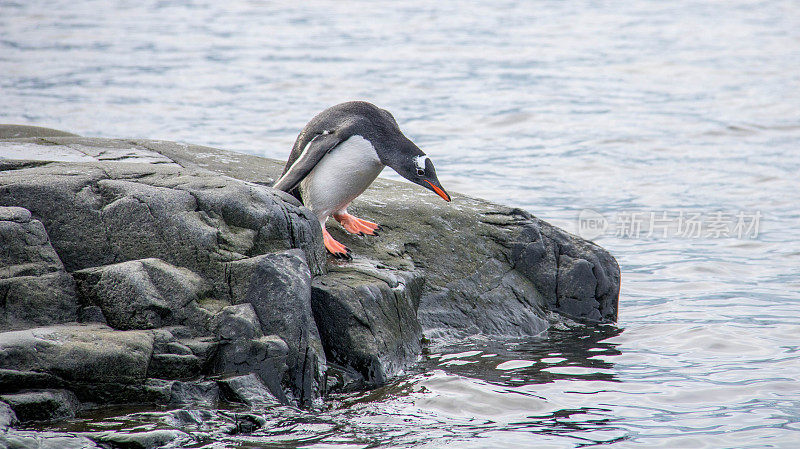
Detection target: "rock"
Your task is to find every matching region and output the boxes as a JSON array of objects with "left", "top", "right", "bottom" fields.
[
  {"left": 212, "top": 304, "right": 291, "bottom": 401},
  {"left": 214, "top": 335, "right": 289, "bottom": 403},
  {"left": 224, "top": 414, "right": 266, "bottom": 435},
  {"left": 0, "top": 325, "right": 153, "bottom": 385},
  {"left": 224, "top": 249, "right": 325, "bottom": 405},
  {"left": 147, "top": 330, "right": 202, "bottom": 380},
  {"left": 0, "top": 389, "right": 79, "bottom": 422},
  {"left": 0, "top": 400, "right": 18, "bottom": 430},
  {"left": 323, "top": 362, "right": 365, "bottom": 393},
  {"left": 214, "top": 303, "right": 263, "bottom": 341},
  {"left": 0, "top": 129, "right": 620, "bottom": 400},
  {"left": 0, "top": 124, "right": 78, "bottom": 139},
  {"left": 83, "top": 429, "right": 191, "bottom": 449},
  {"left": 143, "top": 379, "right": 219, "bottom": 406},
  {"left": 77, "top": 306, "right": 107, "bottom": 325},
  {"left": 311, "top": 265, "right": 423, "bottom": 386},
  {"left": 0, "top": 206, "right": 78, "bottom": 331},
  {"left": 74, "top": 258, "right": 215, "bottom": 332},
  {"left": 166, "top": 408, "right": 215, "bottom": 427},
  {"left": 511, "top": 219, "right": 619, "bottom": 322},
  {"left": 0, "top": 431, "right": 103, "bottom": 449},
  {"left": 216, "top": 373, "right": 281, "bottom": 409},
  {"left": 180, "top": 336, "right": 218, "bottom": 372},
  {"left": 0, "top": 207, "right": 31, "bottom": 224},
  {"left": 0, "top": 370, "right": 64, "bottom": 393},
  {"left": 165, "top": 380, "right": 219, "bottom": 406},
  {"left": 123, "top": 135, "right": 620, "bottom": 333},
  {"left": 0, "top": 273, "right": 78, "bottom": 333},
  {"left": 0, "top": 154, "right": 326, "bottom": 285}
]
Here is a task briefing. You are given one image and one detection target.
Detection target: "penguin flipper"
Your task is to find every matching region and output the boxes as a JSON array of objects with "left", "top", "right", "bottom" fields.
[{"left": 273, "top": 132, "right": 343, "bottom": 193}]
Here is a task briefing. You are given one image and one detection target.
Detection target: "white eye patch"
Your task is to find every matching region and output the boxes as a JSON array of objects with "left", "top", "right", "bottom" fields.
[{"left": 414, "top": 155, "right": 429, "bottom": 171}]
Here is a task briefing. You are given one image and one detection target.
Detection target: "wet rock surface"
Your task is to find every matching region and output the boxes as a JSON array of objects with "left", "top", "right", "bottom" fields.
[{"left": 0, "top": 125, "right": 619, "bottom": 439}]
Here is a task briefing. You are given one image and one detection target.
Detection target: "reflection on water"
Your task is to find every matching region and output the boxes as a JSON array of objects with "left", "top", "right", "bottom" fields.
[{"left": 4, "top": 0, "right": 800, "bottom": 447}]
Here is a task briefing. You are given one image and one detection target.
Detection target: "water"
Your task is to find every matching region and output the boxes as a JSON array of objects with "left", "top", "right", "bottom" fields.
[{"left": 2, "top": 1, "right": 800, "bottom": 447}]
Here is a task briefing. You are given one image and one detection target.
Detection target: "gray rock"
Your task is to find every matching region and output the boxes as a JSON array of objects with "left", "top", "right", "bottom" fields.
[
  {"left": 0, "top": 207, "right": 78, "bottom": 331},
  {"left": 0, "top": 130, "right": 620, "bottom": 398},
  {"left": 0, "top": 207, "right": 31, "bottom": 223},
  {"left": 146, "top": 329, "right": 211, "bottom": 380},
  {"left": 143, "top": 379, "right": 219, "bottom": 406},
  {"left": 420, "top": 250, "right": 550, "bottom": 339},
  {"left": 166, "top": 380, "right": 219, "bottom": 406},
  {"left": 0, "top": 124, "right": 78, "bottom": 139},
  {"left": 83, "top": 429, "right": 191, "bottom": 449},
  {"left": 0, "top": 431, "right": 102, "bottom": 449},
  {"left": 214, "top": 303, "right": 263, "bottom": 341},
  {"left": 312, "top": 265, "right": 423, "bottom": 386},
  {"left": 0, "top": 370, "right": 64, "bottom": 393},
  {"left": 0, "top": 273, "right": 78, "bottom": 333},
  {"left": 181, "top": 336, "right": 218, "bottom": 372},
  {"left": 74, "top": 258, "right": 215, "bottom": 332},
  {"left": 0, "top": 152, "right": 326, "bottom": 286},
  {"left": 0, "top": 400, "right": 18, "bottom": 430},
  {"left": 214, "top": 335, "right": 289, "bottom": 403},
  {"left": 212, "top": 305, "right": 290, "bottom": 400},
  {"left": 510, "top": 218, "right": 619, "bottom": 322},
  {"left": 0, "top": 389, "right": 79, "bottom": 422},
  {"left": 0, "top": 325, "right": 153, "bottom": 384},
  {"left": 76, "top": 306, "right": 106, "bottom": 324},
  {"left": 123, "top": 135, "right": 620, "bottom": 333},
  {"left": 216, "top": 373, "right": 281, "bottom": 409},
  {"left": 323, "top": 362, "right": 365, "bottom": 393},
  {"left": 148, "top": 353, "right": 201, "bottom": 381},
  {"left": 224, "top": 249, "right": 325, "bottom": 405}
]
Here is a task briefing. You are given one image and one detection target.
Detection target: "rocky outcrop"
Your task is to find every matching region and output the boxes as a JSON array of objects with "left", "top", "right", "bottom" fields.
[
  {"left": 144, "top": 135, "right": 620, "bottom": 329},
  {"left": 0, "top": 125, "right": 619, "bottom": 427}
]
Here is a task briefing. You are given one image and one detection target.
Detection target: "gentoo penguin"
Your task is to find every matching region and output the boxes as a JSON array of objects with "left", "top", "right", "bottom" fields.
[{"left": 273, "top": 101, "right": 451, "bottom": 258}]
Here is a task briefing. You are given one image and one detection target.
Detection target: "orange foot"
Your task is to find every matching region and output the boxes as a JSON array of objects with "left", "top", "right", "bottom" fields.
[
  {"left": 322, "top": 227, "right": 351, "bottom": 259},
  {"left": 333, "top": 212, "right": 381, "bottom": 236}
]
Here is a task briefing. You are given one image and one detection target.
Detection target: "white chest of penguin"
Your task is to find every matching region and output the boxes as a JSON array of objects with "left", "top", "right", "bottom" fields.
[{"left": 299, "top": 135, "right": 385, "bottom": 219}]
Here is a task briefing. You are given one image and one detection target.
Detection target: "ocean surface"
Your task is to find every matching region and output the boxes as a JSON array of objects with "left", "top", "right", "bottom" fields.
[{"left": 2, "top": 0, "right": 800, "bottom": 447}]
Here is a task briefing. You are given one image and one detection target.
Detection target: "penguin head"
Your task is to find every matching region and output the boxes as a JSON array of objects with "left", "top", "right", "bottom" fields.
[
  {"left": 327, "top": 101, "right": 451, "bottom": 202},
  {"left": 386, "top": 139, "right": 451, "bottom": 202}
]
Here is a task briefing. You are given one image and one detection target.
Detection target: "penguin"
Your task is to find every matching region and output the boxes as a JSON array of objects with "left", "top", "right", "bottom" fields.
[{"left": 273, "top": 101, "right": 451, "bottom": 258}]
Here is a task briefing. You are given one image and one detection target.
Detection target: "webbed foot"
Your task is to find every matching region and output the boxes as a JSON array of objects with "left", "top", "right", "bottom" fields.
[{"left": 334, "top": 212, "right": 381, "bottom": 236}]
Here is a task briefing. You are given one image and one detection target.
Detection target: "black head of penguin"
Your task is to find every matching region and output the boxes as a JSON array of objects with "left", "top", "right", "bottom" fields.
[{"left": 377, "top": 136, "right": 451, "bottom": 202}]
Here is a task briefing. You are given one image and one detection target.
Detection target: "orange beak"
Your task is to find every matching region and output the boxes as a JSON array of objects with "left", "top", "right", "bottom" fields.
[{"left": 425, "top": 180, "right": 451, "bottom": 202}]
